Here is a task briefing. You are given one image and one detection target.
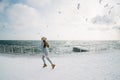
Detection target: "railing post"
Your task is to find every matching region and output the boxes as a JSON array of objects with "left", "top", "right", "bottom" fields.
[
  {"left": 3, "top": 45, "right": 5, "bottom": 53},
  {"left": 11, "top": 45, "right": 13, "bottom": 53},
  {"left": 20, "top": 46, "right": 23, "bottom": 53},
  {"left": 19, "top": 46, "right": 21, "bottom": 53},
  {"left": 32, "top": 46, "right": 34, "bottom": 54}
]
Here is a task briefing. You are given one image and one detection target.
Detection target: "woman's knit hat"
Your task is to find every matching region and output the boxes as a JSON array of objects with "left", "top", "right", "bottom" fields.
[{"left": 41, "top": 37, "right": 47, "bottom": 40}]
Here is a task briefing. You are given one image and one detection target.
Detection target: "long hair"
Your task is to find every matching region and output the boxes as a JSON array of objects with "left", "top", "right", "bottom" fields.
[{"left": 43, "top": 40, "right": 49, "bottom": 48}]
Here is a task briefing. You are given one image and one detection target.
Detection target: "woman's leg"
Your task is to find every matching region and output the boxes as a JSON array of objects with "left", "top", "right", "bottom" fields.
[
  {"left": 44, "top": 51, "right": 53, "bottom": 65},
  {"left": 44, "top": 50, "right": 55, "bottom": 69},
  {"left": 46, "top": 56, "right": 55, "bottom": 69},
  {"left": 42, "top": 55, "right": 47, "bottom": 68},
  {"left": 42, "top": 55, "right": 46, "bottom": 64},
  {"left": 46, "top": 56, "right": 53, "bottom": 65}
]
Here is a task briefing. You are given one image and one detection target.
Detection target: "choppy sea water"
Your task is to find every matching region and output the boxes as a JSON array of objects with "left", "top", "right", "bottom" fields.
[{"left": 0, "top": 40, "right": 120, "bottom": 55}]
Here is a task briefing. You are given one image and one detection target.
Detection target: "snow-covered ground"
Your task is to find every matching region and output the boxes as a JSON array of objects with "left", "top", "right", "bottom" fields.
[{"left": 0, "top": 51, "right": 120, "bottom": 80}]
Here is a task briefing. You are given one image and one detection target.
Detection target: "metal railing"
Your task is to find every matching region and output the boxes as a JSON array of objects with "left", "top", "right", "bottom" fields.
[
  {"left": 0, "top": 45, "right": 40, "bottom": 54},
  {"left": 0, "top": 44, "right": 118, "bottom": 54}
]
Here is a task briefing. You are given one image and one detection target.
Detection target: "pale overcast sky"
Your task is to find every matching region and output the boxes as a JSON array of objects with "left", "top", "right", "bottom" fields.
[{"left": 0, "top": 0, "right": 120, "bottom": 40}]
